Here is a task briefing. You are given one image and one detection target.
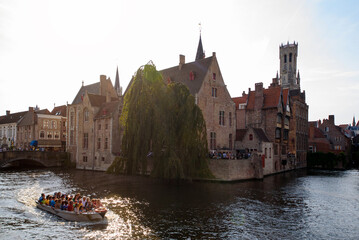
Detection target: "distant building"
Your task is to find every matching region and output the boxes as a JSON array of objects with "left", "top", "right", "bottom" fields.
[
  {"left": 317, "top": 115, "right": 351, "bottom": 153},
  {"left": 0, "top": 110, "right": 27, "bottom": 148},
  {"left": 67, "top": 73, "right": 122, "bottom": 171},
  {"left": 308, "top": 121, "right": 331, "bottom": 153},
  {"left": 160, "top": 35, "right": 236, "bottom": 152}
]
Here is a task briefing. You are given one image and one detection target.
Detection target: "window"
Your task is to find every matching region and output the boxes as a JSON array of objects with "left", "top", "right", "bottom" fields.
[
  {"left": 105, "top": 138, "right": 108, "bottom": 149},
  {"left": 40, "top": 131, "right": 45, "bottom": 139},
  {"left": 84, "top": 108, "right": 89, "bottom": 122},
  {"left": 105, "top": 123, "right": 108, "bottom": 130},
  {"left": 51, "top": 121, "right": 57, "bottom": 129},
  {"left": 249, "top": 134, "right": 253, "bottom": 141},
  {"left": 83, "top": 133, "right": 88, "bottom": 149},
  {"left": 212, "top": 88, "right": 217, "bottom": 97},
  {"left": 70, "top": 112, "right": 74, "bottom": 126},
  {"left": 54, "top": 132, "right": 59, "bottom": 139},
  {"left": 189, "top": 71, "right": 195, "bottom": 81},
  {"left": 229, "top": 134, "right": 232, "bottom": 150},
  {"left": 43, "top": 120, "right": 49, "bottom": 128},
  {"left": 277, "top": 114, "right": 282, "bottom": 124},
  {"left": 47, "top": 131, "right": 52, "bottom": 139},
  {"left": 265, "top": 148, "right": 267, "bottom": 157},
  {"left": 283, "top": 129, "right": 289, "bottom": 140},
  {"left": 269, "top": 148, "right": 272, "bottom": 158},
  {"left": 229, "top": 112, "right": 232, "bottom": 126},
  {"left": 212, "top": 73, "right": 216, "bottom": 80},
  {"left": 70, "top": 130, "right": 74, "bottom": 145},
  {"left": 282, "top": 145, "right": 287, "bottom": 155},
  {"left": 284, "top": 54, "right": 287, "bottom": 63},
  {"left": 289, "top": 53, "right": 292, "bottom": 62},
  {"left": 102, "top": 157, "right": 105, "bottom": 162},
  {"left": 284, "top": 117, "right": 289, "bottom": 126},
  {"left": 219, "top": 111, "right": 225, "bottom": 126},
  {"left": 210, "top": 132, "right": 216, "bottom": 150},
  {"left": 83, "top": 156, "right": 88, "bottom": 162},
  {"left": 97, "top": 138, "right": 101, "bottom": 150},
  {"left": 275, "top": 128, "right": 281, "bottom": 139},
  {"left": 325, "top": 127, "right": 329, "bottom": 132},
  {"left": 98, "top": 124, "right": 101, "bottom": 130},
  {"left": 63, "top": 121, "right": 66, "bottom": 127}
]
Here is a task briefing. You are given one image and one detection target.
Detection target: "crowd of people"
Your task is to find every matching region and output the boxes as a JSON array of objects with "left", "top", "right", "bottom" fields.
[{"left": 38, "top": 192, "right": 104, "bottom": 214}]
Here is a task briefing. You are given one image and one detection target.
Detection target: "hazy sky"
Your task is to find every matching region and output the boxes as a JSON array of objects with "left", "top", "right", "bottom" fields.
[{"left": 1, "top": 0, "right": 358, "bottom": 125}]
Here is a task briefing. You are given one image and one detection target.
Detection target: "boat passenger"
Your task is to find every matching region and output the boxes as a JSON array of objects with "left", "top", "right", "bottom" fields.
[
  {"left": 67, "top": 201, "right": 74, "bottom": 211},
  {"left": 55, "top": 199, "right": 61, "bottom": 209},
  {"left": 74, "top": 203, "right": 80, "bottom": 214},
  {"left": 50, "top": 197, "right": 56, "bottom": 207},
  {"left": 39, "top": 193, "right": 45, "bottom": 203},
  {"left": 44, "top": 195, "right": 50, "bottom": 205},
  {"left": 60, "top": 201, "right": 67, "bottom": 210},
  {"left": 82, "top": 197, "right": 87, "bottom": 207}
]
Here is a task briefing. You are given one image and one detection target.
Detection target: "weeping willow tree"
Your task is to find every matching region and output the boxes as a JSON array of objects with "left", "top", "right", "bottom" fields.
[{"left": 108, "top": 62, "right": 212, "bottom": 179}]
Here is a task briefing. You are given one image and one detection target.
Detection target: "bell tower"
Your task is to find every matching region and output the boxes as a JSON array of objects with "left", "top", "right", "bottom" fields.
[{"left": 279, "top": 41, "right": 299, "bottom": 90}]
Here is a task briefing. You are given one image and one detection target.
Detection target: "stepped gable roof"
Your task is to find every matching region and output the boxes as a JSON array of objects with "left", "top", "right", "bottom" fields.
[
  {"left": 94, "top": 101, "right": 120, "bottom": 119},
  {"left": 51, "top": 105, "right": 67, "bottom": 117},
  {"left": 232, "top": 95, "right": 247, "bottom": 109},
  {"left": 18, "top": 109, "right": 50, "bottom": 126},
  {"left": 253, "top": 128, "right": 270, "bottom": 142},
  {"left": 160, "top": 56, "right": 213, "bottom": 95},
  {"left": 72, "top": 82, "right": 100, "bottom": 104},
  {"left": 236, "top": 129, "right": 248, "bottom": 141},
  {"left": 0, "top": 111, "right": 27, "bottom": 125},
  {"left": 87, "top": 94, "right": 107, "bottom": 107}
]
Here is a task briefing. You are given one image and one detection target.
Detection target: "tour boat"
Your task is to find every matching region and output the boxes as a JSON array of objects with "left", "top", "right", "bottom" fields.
[{"left": 36, "top": 201, "right": 107, "bottom": 222}]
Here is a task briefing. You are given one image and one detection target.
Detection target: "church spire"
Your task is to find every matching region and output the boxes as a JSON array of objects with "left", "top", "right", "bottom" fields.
[
  {"left": 195, "top": 34, "right": 205, "bottom": 61},
  {"left": 115, "top": 66, "right": 122, "bottom": 96}
]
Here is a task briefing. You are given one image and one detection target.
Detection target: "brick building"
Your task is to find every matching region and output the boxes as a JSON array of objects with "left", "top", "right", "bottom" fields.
[
  {"left": 308, "top": 121, "right": 331, "bottom": 153},
  {"left": 160, "top": 35, "right": 236, "bottom": 152},
  {"left": 232, "top": 41, "right": 308, "bottom": 173},
  {"left": 317, "top": 115, "right": 351, "bottom": 154},
  {"left": 67, "top": 73, "right": 122, "bottom": 171}
]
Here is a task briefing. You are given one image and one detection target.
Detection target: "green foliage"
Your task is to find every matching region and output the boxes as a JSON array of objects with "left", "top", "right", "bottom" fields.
[
  {"left": 307, "top": 152, "right": 348, "bottom": 169},
  {"left": 107, "top": 156, "right": 126, "bottom": 174},
  {"left": 112, "top": 61, "right": 212, "bottom": 179}
]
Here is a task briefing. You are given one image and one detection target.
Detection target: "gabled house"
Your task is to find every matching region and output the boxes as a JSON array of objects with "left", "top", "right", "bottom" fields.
[
  {"left": 67, "top": 73, "right": 122, "bottom": 171},
  {"left": 160, "top": 35, "right": 236, "bottom": 152}
]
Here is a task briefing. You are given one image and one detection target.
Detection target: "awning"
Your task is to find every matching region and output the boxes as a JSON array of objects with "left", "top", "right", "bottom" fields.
[{"left": 30, "top": 140, "right": 38, "bottom": 147}]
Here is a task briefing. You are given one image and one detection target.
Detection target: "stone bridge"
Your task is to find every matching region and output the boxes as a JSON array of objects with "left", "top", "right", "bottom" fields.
[{"left": 0, "top": 151, "right": 68, "bottom": 168}]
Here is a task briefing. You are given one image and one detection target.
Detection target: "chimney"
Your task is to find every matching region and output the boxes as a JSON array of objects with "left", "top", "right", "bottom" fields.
[
  {"left": 6, "top": 110, "right": 10, "bottom": 116},
  {"left": 242, "top": 91, "right": 246, "bottom": 97},
  {"left": 212, "top": 52, "right": 216, "bottom": 57},
  {"left": 248, "top": 88, "right": 251, "bottom": 94},
  {"left": 329, "top": 115, "right": 335, "bottom": 125},
  {"left": 100, "top": 75, "right": 107, "bottom": 96},
  {"left": 179, "top": 55, "right": 185, "bottom": 70},
  {"left": 254, "top": 83, "right": 264, "bottom": 110}
]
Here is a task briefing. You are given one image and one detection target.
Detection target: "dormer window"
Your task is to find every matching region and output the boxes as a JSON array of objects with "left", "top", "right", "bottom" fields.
[
  {"left": 189, "top": 71, "right": 195, "bottom": 81},
  {"left": 212, "top": 73, "right": 216, "bottom": 80}
]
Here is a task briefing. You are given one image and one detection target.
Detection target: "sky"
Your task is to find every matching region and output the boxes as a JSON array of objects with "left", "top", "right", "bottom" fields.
[{"left": 0, "top": 0, "right": 358, "bottom": 125}]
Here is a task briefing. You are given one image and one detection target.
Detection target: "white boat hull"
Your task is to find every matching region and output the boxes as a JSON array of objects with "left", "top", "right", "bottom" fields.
[{"left": 36, "top": 202, "right": 105, "bottom": 222}]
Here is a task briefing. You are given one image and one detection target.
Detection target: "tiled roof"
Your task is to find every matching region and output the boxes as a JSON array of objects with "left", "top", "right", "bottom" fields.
[
  {"left": 72, "top": 82, "right": 100, "bottom": 104},
  {"left": 94, "top": 101, "right": 120, "bottom": 119},
  {"left": 87, "top": 94, "right": 106, "bottom": 107},
  {"left": 51, "top": 105, "right": 67, "bottom": 117},
  {"left": 253, "top": 128, "right": 270, "bottom": 142},
  {"left": 232, "top": 95, "right": 247, "bottom": 109},
  {"left": 0, "top": 111, "right": 27, "bottom": 124},
  {"left": 236, "top": 129, "right": 248, "bottom": 141},
  {"left": 246, "top": 87, "right": 282, "bottom": 110},
  {"left": 160, "top": 56, "right": 213, "bottom": 95},
  {"left": 18, "top": 109, "right": 50, "bottom": 126},
  {"left": 282, "top": 88, "right": 289, "bottom": 106}
]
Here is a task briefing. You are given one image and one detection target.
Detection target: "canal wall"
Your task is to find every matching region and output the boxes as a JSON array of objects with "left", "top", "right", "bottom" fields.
[{"left": 207, "top": 154, "right": 263, "bottom": 181}]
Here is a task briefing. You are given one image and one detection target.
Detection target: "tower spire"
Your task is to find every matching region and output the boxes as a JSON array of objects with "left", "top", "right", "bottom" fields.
[
  {"left": 195, "top": 24, "right": 205, "bottom": 61},
  {"left": 115, "top": 66, "right": 122, "bottom": 96}
]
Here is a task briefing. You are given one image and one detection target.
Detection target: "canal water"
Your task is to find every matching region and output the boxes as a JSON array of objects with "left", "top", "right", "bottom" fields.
[{"left": 0, "top": 168, "right": 359, "bottom": 239}]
